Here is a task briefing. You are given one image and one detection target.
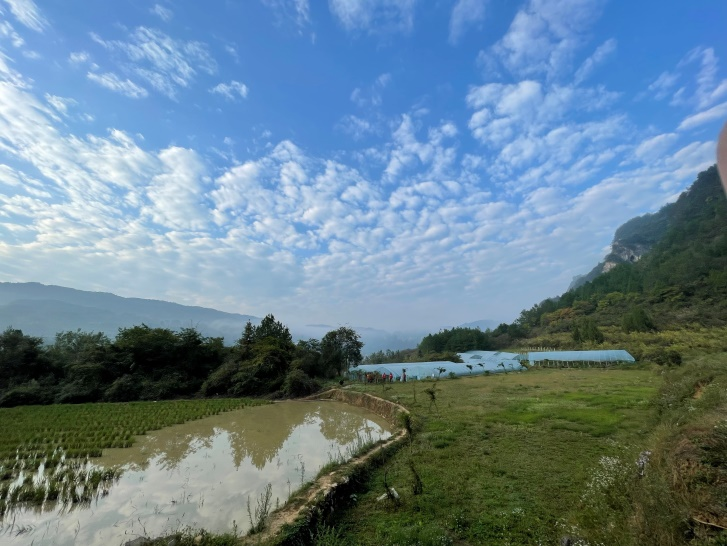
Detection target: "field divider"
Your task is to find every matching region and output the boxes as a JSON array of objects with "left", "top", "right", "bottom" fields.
[{"left": 242, "top": 388, "right": 409, "bottom": 545}]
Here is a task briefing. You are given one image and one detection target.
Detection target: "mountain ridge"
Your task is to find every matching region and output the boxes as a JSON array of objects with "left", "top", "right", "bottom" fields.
[
  {"left": 516, "top": 164, "right": 727, "bottom": 333},
  {"left": 0, "top": 282, "right": 427, "bottom": 354}
]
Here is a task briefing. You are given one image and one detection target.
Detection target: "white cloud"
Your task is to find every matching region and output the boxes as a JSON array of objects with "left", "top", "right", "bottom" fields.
[
  {"left": 574, "top": 38, "right": 616, "bottom": 84},
  {"left": 466, "top": 79, "right": 625, "bottom": 188},
  {"left": 485, "top": 0, "right": 605, "bottom": 79},
  {"left": 350, "top": 72, "right": 391, "bottom": 108},
  {"left": 44, "top": 94, "right": 76, "bottom": 118},
  {"left": 87, "top": 71, "right": 148, "bottom": 99},
  {"left": 682, "top": 46, "right": 727, "bottom": 109},
  {"left": 1, "top": 0, "right": 46, "bottom": 32},
  {"left": 337, "top": 114, "right": 377, "bottom": 139},
  {"left": 329, "top": 0, "right": 417, "bottom": 34},
  {"left": 0, "top": 51, "right": 25, "bottom": 87},
  {"left": 210, "top": 80, "right": 249, "bottom": 101},
  {"left": 92, "top": 27, "right": 217, "bottom": 99},
  {"left": 449, "top": 0, "right": 487, "bottom": 45},
  {"left": 224, "top": 45, "right": 239, "bottom": 62},
  {"left": 645, "top": 70, "right": 679, "bottom": 100},
  {"left": 68, "top": 51, "right": 91, "bottom": 65},
  {"left": 144, "top": 147, "right": 209, "bottom": 230},
  {"left": 150, "top": 4, "right": 173, "bottom": 21},
  {"left": 633, "top": 133, "right": 678, "bottom": 162},
  {"left": 677, "top": 101, "right": 727, "bottom": 132},
  {"left": 0, "top": 20, "right": 24, "bottom": 47},
  {"left": 643, "top": 47, "right": 727, "bottom": 110},
  {"left": 261, "top": 0, "right": 311, "bottom": 31}
]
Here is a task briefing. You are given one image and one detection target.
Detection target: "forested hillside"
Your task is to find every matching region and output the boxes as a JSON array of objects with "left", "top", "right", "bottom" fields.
[{"left": 514, "top": 165, "right": 727, "bottom": 337}]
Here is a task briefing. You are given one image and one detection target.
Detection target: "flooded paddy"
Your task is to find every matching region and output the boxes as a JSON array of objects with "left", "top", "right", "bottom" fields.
[{"left": 0, "top": 400, "right": 392, "bottom": 545}]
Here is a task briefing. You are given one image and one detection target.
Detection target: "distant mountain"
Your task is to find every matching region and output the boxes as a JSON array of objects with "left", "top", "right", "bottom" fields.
[
  {"left": 296, "top": 323, "right": 425, "bottom": 355},
  {"left": 0, "top": 282, "right": 427, "bottom": 353},
  {"left": 0, "top": 282, "right": 259, "bottom": 343},
  {"left": 458, "top": 319, "right": 500, "bottom": 331}
]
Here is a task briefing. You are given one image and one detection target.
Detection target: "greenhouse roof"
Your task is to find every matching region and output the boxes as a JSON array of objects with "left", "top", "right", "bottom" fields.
[
  {"left": 526, "top": 350, "right": 635, "bottom": 363},
  {"left": 352, "top": 357, "right": 524, "bottom": 379}
]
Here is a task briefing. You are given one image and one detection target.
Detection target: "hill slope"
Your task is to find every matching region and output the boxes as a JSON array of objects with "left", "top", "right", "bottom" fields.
[{"left": 516, "top": 165, "right": 727, "bottom": 333}]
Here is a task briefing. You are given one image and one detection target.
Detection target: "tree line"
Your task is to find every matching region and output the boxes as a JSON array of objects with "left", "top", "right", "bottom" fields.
[{"left": 0, "top": 315, "right": 363, "bottom": 407}]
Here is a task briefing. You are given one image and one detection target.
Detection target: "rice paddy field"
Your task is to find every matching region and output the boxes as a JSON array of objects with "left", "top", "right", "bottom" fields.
[{"left": 0, "top": 398, "right": 266, "bottom": 517}]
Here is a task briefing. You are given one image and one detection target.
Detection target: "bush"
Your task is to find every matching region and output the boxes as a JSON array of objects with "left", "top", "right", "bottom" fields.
[
  {"left": 282, "top": 369, "right": 321, "bottom": 398},
  {"left": 103, "top": 374, "right": 141, "bottom": 402},
  {"left": 54, "top": 380, "right": 100, "bottom": 404},
  {"left": 200, "top": 360, "right": 239, "bottom": 396},
  {"left": 645, "top": 347, "right": 682, "bottom": 366},
  {"left": 0, "top": 382, "right": 49, "bottom": 407},
  {"left": 622, "top": 307, "right": 656, "bottom": 333}
]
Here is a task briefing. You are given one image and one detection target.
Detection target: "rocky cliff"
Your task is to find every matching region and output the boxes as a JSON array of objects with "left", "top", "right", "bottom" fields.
[{"left": 569, "top": 205, "right": 673, "bottom": 290}]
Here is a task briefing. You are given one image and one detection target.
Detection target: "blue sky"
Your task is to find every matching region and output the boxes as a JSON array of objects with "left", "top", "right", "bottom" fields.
[{"left": 0, "top": 0, "right": 725, "bottom": 333}]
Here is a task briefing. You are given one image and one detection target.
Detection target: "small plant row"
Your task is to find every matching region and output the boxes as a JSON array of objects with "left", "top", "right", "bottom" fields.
[
  {"left": 0, "top": 398, "right": 267, "bottom": 515},
  {"left": 0, "top": 456, "right": 122, "bottom": 518}
]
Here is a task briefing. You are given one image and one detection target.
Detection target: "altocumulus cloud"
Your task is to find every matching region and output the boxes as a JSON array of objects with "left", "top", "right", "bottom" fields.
[{"left": 0, "top": 0, "right": 724, "bottom": 332}]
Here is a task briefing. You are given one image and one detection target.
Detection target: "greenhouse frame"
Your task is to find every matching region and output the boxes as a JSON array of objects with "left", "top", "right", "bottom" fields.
[
  {"left": 349, "top": 349, "right": 636, "bottom": 380},
  {"left": 350, "top": 351, "right": 525, "bottom": 381},
  {"left": 526, "top": 349, "right": 635, "bottom": 367}
]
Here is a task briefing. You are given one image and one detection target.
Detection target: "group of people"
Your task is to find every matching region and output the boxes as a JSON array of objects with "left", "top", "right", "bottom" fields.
[
  {"left": 361, "top": 370, "right": 407, "bottom": 383},
  {"left": 365, "top": 372, "right": 393, "bottom": 383}
]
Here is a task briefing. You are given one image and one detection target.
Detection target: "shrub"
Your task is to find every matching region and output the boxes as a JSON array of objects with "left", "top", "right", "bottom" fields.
[
  {"left": 645, "top": 347, "right": 682, "bottom": 366},
  {"left": 622, "top": 307, "right": 656, "bottom": 333},
  {"left": 103, "top": 374, "right": 141, "bottom": 402},
  {"left": 54, "top": 380, "right": 100, "bottom": 404},
  {"left": 200, "top": 360, "right": 239, "bottom": 396},
  {"left": 0, "top": 382, "right": 48, "bottom": 407},
  {"left": 282, "top": 369, "right": 321, "bottom": 398}
]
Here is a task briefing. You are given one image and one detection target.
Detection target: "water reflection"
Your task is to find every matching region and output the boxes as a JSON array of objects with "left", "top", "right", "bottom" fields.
[{"left": 0, "top": 400, "right": 392, "bottom": 546}]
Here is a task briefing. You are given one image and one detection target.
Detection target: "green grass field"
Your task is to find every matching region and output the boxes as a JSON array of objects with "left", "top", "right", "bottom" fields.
[{"left": 324, "top": 367, "right": 661, "bottom": 545}]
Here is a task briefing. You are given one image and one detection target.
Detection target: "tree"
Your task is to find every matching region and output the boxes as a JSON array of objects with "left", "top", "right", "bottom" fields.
[
  {"left": 321, "top": 327, "right": 363, "bottom": 377},
  {"left": 572, "top": 318, "right": 604, "bottom": 344},
  {"left": 292, "top": 339, "right": 323, "bottom": 377},
  {"left": 49, "top": 330, "right": 112, "bottom": 403},
  {"left": 252, "top": 314, "right": 292, "bottom": 345},
  {"left": 622, "top": 307, "right": 656, "bottom": 333},
  {"left": 0, "top": 327, "right": 53, "bottom": 390},
  {"left": 235, "top": 321, "right": 256, "bottom": 359},
  {"left": 113, "top": 324, "right": 178, "bottom": 380},
  {"left": 419, "top": 327, "right": 492, "bottom": 354}
]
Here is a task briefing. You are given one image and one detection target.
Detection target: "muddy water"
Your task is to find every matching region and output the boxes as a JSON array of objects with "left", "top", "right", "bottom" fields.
[{"left": 0, "top": 400, "right": 392, "bottom": 545}]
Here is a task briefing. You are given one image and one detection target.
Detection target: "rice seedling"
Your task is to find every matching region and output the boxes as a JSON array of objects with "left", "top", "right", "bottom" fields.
[{"left": 0, "top": 398, "right": 267, "bottom": 515}]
